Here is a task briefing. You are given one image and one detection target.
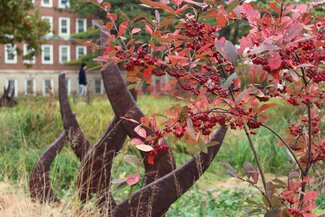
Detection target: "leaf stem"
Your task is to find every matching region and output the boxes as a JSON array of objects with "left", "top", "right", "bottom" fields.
[
  {"left": 261, "top": 124, "right": 305, "bottom": 176},
  {"left": 243, "top": 124, "right": 269, "bottom": 201}
]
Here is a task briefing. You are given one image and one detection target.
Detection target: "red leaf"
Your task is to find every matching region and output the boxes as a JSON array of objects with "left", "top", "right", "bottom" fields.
[
  {"left": 134, "top": 125, "right": 147, "bottom": 138},
  {"left": 284, "top": 23, "right": 304, "bottom": 43},
  {"left": 140, "top": 0, "right": 177, "bottom": 14},
  {"left": 144, "top": 68, "right": 152, "bottom": 82},
  {"left": 126, "top": 173, "right": 140, "bottom": 185},
  {"left": 268, "top": 52, "right": 282, "bottom": 71},
  {"left": 140, "top": 116, "right": 150, "bottom": 127},
  {"left": 258, "top": 103, "right": 278, "bottom": 114},
  {"left": 118, "top": 22, "right": 128, "bottom": 36},
  {"left": 130, "top": 138, "right": 145, "bottom": 146},
  {"left": 145, "top": 24, "right": 153, "bottom": 34},
  {"left": 131, "top": 28, "right": 141, "bottom": 34},
  {"left": 303, "top": 192, "right": 317, "bottom": 202},
  {"left": 216, "top": 13, "right": 227, "bottom": 28},
  {"left": 147, "top": 154, "right": 155, "bottom": 165}
]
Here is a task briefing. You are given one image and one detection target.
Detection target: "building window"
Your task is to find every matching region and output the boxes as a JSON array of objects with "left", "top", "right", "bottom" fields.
[
  {"left": 4, "top": 44, "right": 17, "bottom": 64},
  {"left": 25, "top": 79, "right": 36, "bottom": 96},
  {"left": 6, "top": 79, "right": 17, "bottom": 97},
  {"left": 94, "top": 79, "right": 103, "bottom": 94},
  {"left": 76, "top": 46, "right": 87, "bottom": 60},
  {"left": 59, "top": 45, "right": 70, "bottom": 63},
  {"left": 43, "top": 79, "right": 53, "bottom": 96},
  {"left": 23, "top": 44, "right": 36, "bottom": 64},
  {"left": 76, "top": 18, "right": 87, "bottom": 33},
  {"left": 41, "top": 16, "right": 53, "bottom": 36},
  {"left": 41, "top": 45, "right": 53, "bottom": 64},
  {"left": 59, "top": 17, "right": 70, "bottom": 37},
  {"left": 58, "top": 0, "right": 70, "bottom": 8},
  {"left": 41, "top": 0, "right": 52, "bottom": 7}
]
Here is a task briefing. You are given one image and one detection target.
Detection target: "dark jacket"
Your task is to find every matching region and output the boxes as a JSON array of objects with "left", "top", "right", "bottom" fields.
[{"left": 79, "top": 69, "right": 87, "bottom": 85}]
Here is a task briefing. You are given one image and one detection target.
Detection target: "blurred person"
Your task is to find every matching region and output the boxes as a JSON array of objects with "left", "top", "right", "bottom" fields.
[{"left": 78, "top": 63, "right": 88, "bottom": 97}]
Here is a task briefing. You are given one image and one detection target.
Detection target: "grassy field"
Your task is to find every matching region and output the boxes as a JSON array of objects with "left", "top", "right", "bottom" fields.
[{"left": 0, "top": 95, "right": 324, "bottom": 216}]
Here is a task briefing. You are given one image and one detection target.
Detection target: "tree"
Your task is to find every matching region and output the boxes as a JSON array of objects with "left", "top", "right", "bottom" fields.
[
  {"left": 0, "top": 0, "right": 49, "bottom": 60},
  {"left": 97, "top": 0, "right": 324, "bottom": 216},
  {"left": 68, "top": 0, "right": 153, "bottom": 68},
  {"left": 29, "top": 0, "right": 324, "bottom": 216}
]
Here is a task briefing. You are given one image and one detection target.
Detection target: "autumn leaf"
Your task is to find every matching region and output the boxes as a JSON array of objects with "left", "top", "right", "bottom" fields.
[
  {"left": 126, "top": 173, "right": 141, "bottom": 185},
  {"left": 130, "top": 138, "right": 145, "bottom": 146},
  {"left": 135, "top": 144, "right": 154, "bottom": 152},
  {"left": 258, "top": 103, "right": 278, "bottom": 114},
  {"left": 268, "top": 52, "right": 282, "bottom": 71},
  {"left": 118, "top": 22, "right": 128, "bottom": 36},
  {"left": 243, "top": 162, "right": 259, "bottom": 184},
  {"left": 134, "top": 125, "right": 147, "bottom": 138},
  {"left": 131, "top": 28, "right": 141, "bottom": 34},
  {"left": 144, "top": 68, "right": 152, "bottom": 82},
  {"left": 124, "top": 155, "right": 140, "bottom": 165}
]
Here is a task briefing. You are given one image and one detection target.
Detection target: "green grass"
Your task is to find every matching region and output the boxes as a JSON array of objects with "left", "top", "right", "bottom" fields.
[{"left": 0, "top": 95, "right": 323, "bottom": 216}]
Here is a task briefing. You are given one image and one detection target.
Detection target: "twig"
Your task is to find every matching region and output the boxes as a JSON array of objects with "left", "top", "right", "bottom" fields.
[
  {"left": 243, "top": 124, "right": 269, "bottom": 202},
  {"left": 261, "top": 124, "right": 305, "bottom": 176}
]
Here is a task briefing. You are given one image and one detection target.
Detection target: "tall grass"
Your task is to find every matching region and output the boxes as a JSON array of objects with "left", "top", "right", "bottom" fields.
[{"left": 0, "top": 95, "right": 323, "bottom": 216}]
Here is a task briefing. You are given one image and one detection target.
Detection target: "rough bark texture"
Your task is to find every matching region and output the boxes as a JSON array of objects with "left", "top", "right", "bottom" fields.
[
  {"left": 30, "top": 64, "right": 228, "bottom": 217},
  {"left": 0, "top": 84, "right": 17, "bottom": 107},
  {"left": 29, "top": 132, "right": 66, "bottom": 202},
  {"left": 110, "top": 127, "right": 227, "bottom": 217},
  {"left": 101, "top": 64, "right": 176, "bottom": 186}
]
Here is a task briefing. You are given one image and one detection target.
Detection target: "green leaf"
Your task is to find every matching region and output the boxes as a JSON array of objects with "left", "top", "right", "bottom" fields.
[
  {"left": 179, "top": 106, "right": 188, "bottom": 122},
  {"left": 186, "top": 143, "right": 208, "bottom": 155},
  {"left": 265, "top": 208, "right": 280, "bottom": 217},
  {"left": 223, "top": 72, "right": 238, "bottom": 89},
  {"left": 226, "top": 0, "right": 239, "bottom": 12}
]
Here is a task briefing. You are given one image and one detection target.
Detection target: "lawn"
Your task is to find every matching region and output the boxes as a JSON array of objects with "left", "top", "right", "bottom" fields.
[{"left": 0, "top": 95, "right": 324, "bottom": 216}]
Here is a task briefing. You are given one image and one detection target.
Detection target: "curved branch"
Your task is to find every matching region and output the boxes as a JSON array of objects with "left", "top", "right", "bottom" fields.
[
  {"left": 58, "top": 73, "right": 91, "bottom": 161},
  {"left": 111, "top": 126, "right": 227, "bottom": 217},
  {"left": 29, "top": 132, "right": 66, "bottom": 203},
  {"left": 101, "top": 64, "right": 176, "bottom": 186},
  {"left": 76, "top": 89, "right": 137, "bottom": 207}
]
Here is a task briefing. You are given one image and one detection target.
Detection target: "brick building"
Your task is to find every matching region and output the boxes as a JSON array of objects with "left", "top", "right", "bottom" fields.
[{"left": 0, "top": 0, "right": 104, "bottom": 96}]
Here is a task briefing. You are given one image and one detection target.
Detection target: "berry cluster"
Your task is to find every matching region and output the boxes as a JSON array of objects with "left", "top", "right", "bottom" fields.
[
  {"left": 124, "top": 48, "right": 155, "bottom": 71},
  {"left": 147, "top": 145, "right": 169, "bottom": 165},
  {"left": 184, "top": 19, "right": 217, "bottom": 42}
]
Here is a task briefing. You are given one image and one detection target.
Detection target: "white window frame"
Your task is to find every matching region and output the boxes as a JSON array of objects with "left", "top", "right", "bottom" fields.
[
  {"left": 23, "top": 44, "right": 36, "bottom": 64},
  {"left": 59, "top": 45, "right": 70, "bottom": 64},
  {"left": 76, "top": 18, "right": 87, "bottom": 33},
  {"left": 25, "top": 79, "right": 36, "bottom": 96},
  {"left": 94, "top": 79, "right": 104, "bottom": 94},
  {"left": 76, "top": 46, "right": 87, "bottom": 60},
  {"left": 58, "top": 0, "right": 70, "bottom": 8},
  {"left": 43, "top": 79, "right": 54, "bottom": 96},
  {"left": 41, "top": 45, "right": 53, "bottom": 64},
  {"left": 6, "top": 79, "right": 18, "bottom": 97},
  {"left": 4, "top": 44, "right": 17, "bottom": 64},
  {"left": 59, "top": 17, "right": 70, "bottom": 37},
  {"left": 41, "top": 16, "right": 53, "bottom": 37},
  {"left": 41, "top": 0, "right": 52, "bottom": 8}
]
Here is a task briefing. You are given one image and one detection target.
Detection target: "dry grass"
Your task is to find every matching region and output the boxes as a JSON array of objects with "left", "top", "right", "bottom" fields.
[{"left": 0, "top": 181, "right": 104, "bottom": 217}]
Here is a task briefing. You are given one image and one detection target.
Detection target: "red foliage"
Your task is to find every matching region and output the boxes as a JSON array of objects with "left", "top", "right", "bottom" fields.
[{"left": 94, "top": 0, "right": 324, "bottom": 215}]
